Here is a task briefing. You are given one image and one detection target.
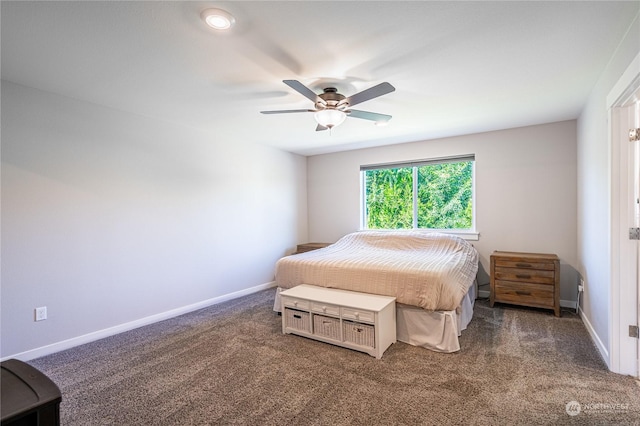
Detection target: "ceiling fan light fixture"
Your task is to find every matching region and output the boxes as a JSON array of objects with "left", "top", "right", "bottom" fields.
[
  {"left": 314, "top": 109, "right": 346, "bottom": 129},
  {"left": 201, "top": 8, "right": 235, "bottom": 30}
]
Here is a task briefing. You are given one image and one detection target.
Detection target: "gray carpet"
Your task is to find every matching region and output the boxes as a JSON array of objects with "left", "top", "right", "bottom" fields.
[{"left": 29, "top": 288, "right": 640, "bottom": 425}]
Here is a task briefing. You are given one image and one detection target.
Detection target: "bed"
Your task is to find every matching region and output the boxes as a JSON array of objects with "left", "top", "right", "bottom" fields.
[{"left": 272, "top": 230, "right": 479, "bottom": 353}]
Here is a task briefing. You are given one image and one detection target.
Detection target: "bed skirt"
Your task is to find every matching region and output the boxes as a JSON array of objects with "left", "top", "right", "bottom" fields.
[{"left": 272, "top": 283, "right": 475, "bottom": 354}]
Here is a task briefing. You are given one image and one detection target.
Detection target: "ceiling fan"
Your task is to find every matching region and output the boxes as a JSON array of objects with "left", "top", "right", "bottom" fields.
[{"left": 261, "top": 80, "right": 395, "bottom": 131}]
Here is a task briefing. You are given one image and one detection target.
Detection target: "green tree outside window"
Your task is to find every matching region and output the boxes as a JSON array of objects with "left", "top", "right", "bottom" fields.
[{"left": 364, "top": 160, "right": 473, "bottom": 230}]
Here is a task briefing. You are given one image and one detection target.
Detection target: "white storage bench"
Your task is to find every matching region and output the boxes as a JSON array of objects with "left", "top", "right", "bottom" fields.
[{"left": 280, "top": 284, "right": 396, "bottom": 359}]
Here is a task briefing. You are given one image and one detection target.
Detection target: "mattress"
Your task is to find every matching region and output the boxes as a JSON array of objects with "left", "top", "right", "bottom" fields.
[{"left": 275, "top": 230, "right": 479, "bottom": 311}]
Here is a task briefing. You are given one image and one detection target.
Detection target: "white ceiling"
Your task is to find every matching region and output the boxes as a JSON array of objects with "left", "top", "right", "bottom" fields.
[{"left": 2, "top": 1, "right": 638, "bottom": 156}]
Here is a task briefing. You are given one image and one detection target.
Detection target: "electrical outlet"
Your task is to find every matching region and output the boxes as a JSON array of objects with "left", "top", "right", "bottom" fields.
[
  {"left": 35, "top": 306, "right": 47, "bottom": 321},
  {"left": 578, "top": 278, "right": 586, "bottom": 292}
]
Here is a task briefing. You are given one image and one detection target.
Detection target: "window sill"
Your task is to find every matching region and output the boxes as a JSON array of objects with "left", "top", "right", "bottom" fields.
[
  {"left": 439, "top": 230, "right": 479, "bottom": 241},
  {"left": 359, "top": 229, "right": 479, "bottom": 241}
]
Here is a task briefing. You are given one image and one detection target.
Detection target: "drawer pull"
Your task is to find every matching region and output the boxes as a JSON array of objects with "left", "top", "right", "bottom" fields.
[
  {"left": 515, "top": 291, "right": 531, "bottom": 296},
  {"left": 516, "top": 274, "right": 531, "bottom": 279},
  {"left": 354, "top": 312, "right": 360, "bottom": 319},
  {"left": 516, "top": 263, "right": 532, "bottom": 268},
  {"left": 322, "top": 306, "right": 327, "bottom": 312},
  {"left": 293, "top": 314, "right": 302, "bottom": 319}
]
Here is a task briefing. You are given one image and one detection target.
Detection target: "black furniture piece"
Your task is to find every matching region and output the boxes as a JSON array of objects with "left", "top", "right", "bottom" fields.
[{"left": 1, "top": 359, "right": 61, "bottom": 426}]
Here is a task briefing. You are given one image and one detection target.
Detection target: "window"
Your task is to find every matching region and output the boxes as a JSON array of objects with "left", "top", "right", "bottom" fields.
[{"left": 361, "top": 155, "right": 476, "bottom": 237}]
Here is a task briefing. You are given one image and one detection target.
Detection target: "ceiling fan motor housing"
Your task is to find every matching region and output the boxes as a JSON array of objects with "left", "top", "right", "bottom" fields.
[{"left": 316, "top": 87, "right": 348, "bottom": 110}]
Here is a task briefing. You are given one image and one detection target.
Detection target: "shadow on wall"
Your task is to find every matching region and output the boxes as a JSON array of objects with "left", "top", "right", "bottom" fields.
[
  {"left": 560, "top": 262, "right": 579, "bottom": 304},
  {"left": 477, "top": 261, "right": 490, "bottom": 289}
]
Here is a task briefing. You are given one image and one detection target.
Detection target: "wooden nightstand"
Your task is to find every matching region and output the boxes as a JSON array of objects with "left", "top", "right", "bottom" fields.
[
  {"left": 490, "top": 251, "right": 560, "bottom": 317},
  {"left": 295, "top": 242, "right": 331, "bottom": 254}
]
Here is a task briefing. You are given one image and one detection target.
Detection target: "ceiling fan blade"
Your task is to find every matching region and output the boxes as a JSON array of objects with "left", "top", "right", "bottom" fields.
[
  {"left": 260, "top": 109, "right": 315, "bottom": 114},
  {"left": 316, "top": 124, "right": 328, "bottom": 131},
  {"left": 345, "top": 82, "right": 395, "bottom": 107},
  {"left": 347, "top": 109, "right": 392, "bottom": 122},
  {"left": 283, "top": 80, "right": 326, "bottom": 105}
]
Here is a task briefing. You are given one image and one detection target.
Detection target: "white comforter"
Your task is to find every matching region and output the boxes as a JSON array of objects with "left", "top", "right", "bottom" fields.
[{"left": 275, "top": 230, "right": 479, "bottom": 311}]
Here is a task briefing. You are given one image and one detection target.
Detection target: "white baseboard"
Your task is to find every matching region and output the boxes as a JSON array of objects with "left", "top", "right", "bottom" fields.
[
  {"left": 477, "top": 290, "right": 577, "bottom": 310},
  {"left": 578, "top": 306, "right": 610, "bottom": 369},
  {"left": 2, "top": 281, "right": 277, "bottom": 362}
]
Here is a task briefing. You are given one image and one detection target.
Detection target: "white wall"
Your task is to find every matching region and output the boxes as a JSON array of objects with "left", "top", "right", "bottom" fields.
[
  {"left": 307, "top": 121, "right": 578, "bottom": 301},
  {"left": 1, "top": 81, "right": 308, "bottom": 359},
  {"left": 577, "top": 10, "right": 640, "bottom": 369}
]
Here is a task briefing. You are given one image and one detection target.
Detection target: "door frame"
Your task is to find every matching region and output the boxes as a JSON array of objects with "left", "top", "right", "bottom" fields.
[{"left": 608, "top": 51, "right": 640, "bottom": 376}]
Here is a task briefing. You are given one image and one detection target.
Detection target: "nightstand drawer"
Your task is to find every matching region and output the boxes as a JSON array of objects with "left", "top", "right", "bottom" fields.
[
  {"left": 494, "top": 267, "right": 555, "bottom": 285},
  {"left": 495, "top": 281, "right": 554, "bottom": 307},
  {"left": 495, "top": 259, "right": 555, "bottom": 270}
]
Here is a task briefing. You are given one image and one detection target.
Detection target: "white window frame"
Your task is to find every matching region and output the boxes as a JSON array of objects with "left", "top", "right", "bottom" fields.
[{"left": 360, "top": 155, "right": 479, "bottom": 240}]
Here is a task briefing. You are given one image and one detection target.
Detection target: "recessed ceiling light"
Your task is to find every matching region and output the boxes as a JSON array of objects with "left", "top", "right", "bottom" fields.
[{"left": 201, "top": 8, "right": 235, "bottom": 30}]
